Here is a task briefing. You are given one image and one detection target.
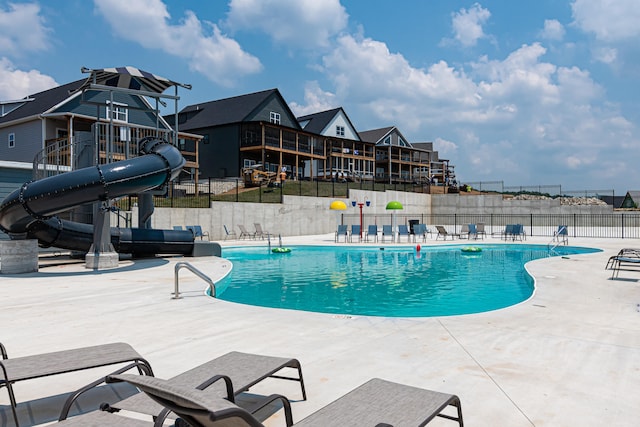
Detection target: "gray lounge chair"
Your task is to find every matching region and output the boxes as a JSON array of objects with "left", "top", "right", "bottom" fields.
[
  {"left": 58, "top": 351, "right": 306, "bottom": 425},
  {"left": 0, "top": 342, "right": 153, "bottom": 427},
  {"left": 436, "top": 226, "right": 458, "bottom": 240},
  {"left": 254, "top": 223, "right": 271, "bottom": 240},
  {"left": 238, "top": 224, "right": 255, "bottom": 240},
  {"left": 106, "top": 374, "right": 464, "bottom": 426}
]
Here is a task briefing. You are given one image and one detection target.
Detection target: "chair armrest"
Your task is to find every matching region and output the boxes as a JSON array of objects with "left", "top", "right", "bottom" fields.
[{"left": 58, "top": 361, "right": 153, "bottom": 421}]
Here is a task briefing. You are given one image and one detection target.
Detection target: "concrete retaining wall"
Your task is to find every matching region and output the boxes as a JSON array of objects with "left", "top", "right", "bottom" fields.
[{"left": 134, "top": 192, "right": 630, "bottom": 241}]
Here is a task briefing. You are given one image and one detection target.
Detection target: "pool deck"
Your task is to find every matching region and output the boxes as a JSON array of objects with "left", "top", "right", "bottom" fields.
[{"left": 1, "top": 235, "right": 639, "bottom": 426}]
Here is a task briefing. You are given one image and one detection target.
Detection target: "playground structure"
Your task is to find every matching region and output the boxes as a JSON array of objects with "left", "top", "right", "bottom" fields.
[{"left": 0, "top": 67, "right": 218, "bottom": 270}]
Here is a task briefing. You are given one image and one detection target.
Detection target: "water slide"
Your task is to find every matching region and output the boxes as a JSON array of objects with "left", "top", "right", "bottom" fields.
[{"left": 0, "top": 137, "right": 196, "bottom": 256}]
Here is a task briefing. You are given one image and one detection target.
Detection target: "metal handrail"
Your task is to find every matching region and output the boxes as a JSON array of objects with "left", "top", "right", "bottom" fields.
[{"left": 173, "top": 262, "right": 216, "bottom": 299}]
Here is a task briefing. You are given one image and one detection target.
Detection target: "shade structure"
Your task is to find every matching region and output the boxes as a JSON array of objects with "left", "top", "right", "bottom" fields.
[
  {"left": 386, "top": 201, "right": 403, "bottom": 210},
  {"left": 77, "top": 66, "right": 190, "bottom": 94},
  {"left": 330, "top": 200, "right": 348, "bottom": 210}
]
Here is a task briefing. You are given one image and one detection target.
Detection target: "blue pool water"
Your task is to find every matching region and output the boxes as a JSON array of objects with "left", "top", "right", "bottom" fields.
[{"left": 218, "top": 244, "right": 600, "bottom": 317}]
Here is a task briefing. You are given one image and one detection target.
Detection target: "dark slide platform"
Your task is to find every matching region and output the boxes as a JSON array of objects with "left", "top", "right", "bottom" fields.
[{"left": 0, "top": 138, "right": 195, "bottom": 256}]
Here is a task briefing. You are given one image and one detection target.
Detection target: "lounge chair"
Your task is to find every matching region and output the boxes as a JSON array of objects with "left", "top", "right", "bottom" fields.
[
  {"left": 475, "top": 223, "right": 486, "bottom": 239},
  {"left": 173, "top": 225, "right": 183, "bottom": 230},
  {"left": 105, "top": 374, "right": 464, "bottom": 427},
  {"left": 254, "top": 223, "right": 271, "bottom": 240},
  {"left": 553, "top": 225, "right": 568, "bottom": 245},
  {"left": 397, "top": 224, "right": 411, "bottom": 242},
  {"left": 606, "top": 248, "right": 640, "bottom": 269},
  {"left": 335, "top": 224, "right": 348, "bottom": 243},
  {"left": 502, "top": 224, "right": 515, "bottom": 241},
  {"left": 58, "top": 351, "right": 306, "bottom": 425},
  {"left": 350, "top": 224, "right": 361, "bottom": 242},
  {"left": 382, "top": 225, "right": 394, "bottom": 242},
  {"left": 459, "top": 224, "right": 470, "bottom": 239},
  {"left": 413, "top": 224, "right": 427, "bottom": 242},
  {"left": 238, "top": 224, "right": 255, "bottom": 240},
  {"left": 0, "top": 342, "right": 154, "bottom": 427},
  {"left": 436, "top": 225, "right": 458, "bottom": 240},
  {"left": 224, "top": 225, "right": 237, "bottom": 240},
  {"left": 365, "top": 224, "right": 378, "bottom": 242},
  {"left": 513, "top": 224, "right": 525, "bottom": 241},
  {"left": 467, "top": 224, "right": 478, "bottom": 240},
  {"left": 187, "top": 225, "right": 210, "bottom": 241}
]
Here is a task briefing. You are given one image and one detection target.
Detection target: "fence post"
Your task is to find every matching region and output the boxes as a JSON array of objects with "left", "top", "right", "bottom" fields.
[
  {"left": 208, "top": 177, "right": 211, "bottom": 206},
  {"left": 235, "top": 178, "right": 239, "bottom": 202},
  {"left": 621, "top": 214, "right": 625, "bottom": 239},
  {"left": 530, "top": 213, "right": 533, "bottom": 237}
]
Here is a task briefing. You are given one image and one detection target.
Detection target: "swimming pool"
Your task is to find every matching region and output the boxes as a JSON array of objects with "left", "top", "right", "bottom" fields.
[{"left": 218, "top": 244, "right": 600, "bottom": 317}]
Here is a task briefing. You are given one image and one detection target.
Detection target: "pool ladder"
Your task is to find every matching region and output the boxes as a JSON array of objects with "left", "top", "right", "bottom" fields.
[{"left": 173, "top": 261, "right": 216, "bottom": 299}]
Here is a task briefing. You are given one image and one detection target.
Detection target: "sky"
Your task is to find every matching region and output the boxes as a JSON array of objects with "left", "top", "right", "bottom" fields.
[{"left": 0, "top": 0, "right": 638, "bottom": 195}]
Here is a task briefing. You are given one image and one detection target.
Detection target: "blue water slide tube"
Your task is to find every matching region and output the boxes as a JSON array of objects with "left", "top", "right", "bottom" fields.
[{"left": 0, "top": 137, "right": 194, "bottom": 255}]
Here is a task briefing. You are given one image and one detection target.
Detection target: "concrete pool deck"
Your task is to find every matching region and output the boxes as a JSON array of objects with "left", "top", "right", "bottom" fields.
[{"left": 0, "top": 235, "right": 639, "bottom": 426}]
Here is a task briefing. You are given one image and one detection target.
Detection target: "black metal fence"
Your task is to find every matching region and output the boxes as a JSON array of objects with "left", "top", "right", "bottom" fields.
[
  {"left": 114, "top": 178, "right": 437, "bottom": 209},
  {"left": 340, "top": 213, "right": 640, "bottom": 239}
]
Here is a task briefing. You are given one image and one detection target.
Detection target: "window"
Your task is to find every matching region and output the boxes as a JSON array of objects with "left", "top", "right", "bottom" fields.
[
  {"left": 203, "top": 134, "right": 210, "bottom": 144},
  {"left": 106, "top": 101, "right": 129, "bottom": 122},
  {"left": 269, "top": 111, "right": 281, "bottom": 124},
  {"left": 336, "top": 125, "right": 345, "bottom": 137},
  {"left": 398, "top": 136, "right": 407, "bottom": 147},
  {"left": 382, "top": 135, "right": 391, "bottom": 145},
  {"left": 8, "top": 132, "right": 15, "bottom": 148}
]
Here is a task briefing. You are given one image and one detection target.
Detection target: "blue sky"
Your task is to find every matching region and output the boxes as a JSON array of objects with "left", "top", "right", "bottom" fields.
[{"left": 1, "top": 0, "right": 638, "bottom": 195}]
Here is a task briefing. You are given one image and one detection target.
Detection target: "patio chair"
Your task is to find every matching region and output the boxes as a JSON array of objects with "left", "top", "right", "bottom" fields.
[
  {"left": 58, "top": 351, "right": 306, "bottom": 425},
  {"left": 238, "top": 224, "right": 255, "bottom": 240},
  {"left": 513, "top": 224, "right": 525, "bottom": 241},
  {"left": 467, "top": 224, "right": 478, "bottom": 240},
  {"left": 413, "top": 224, "right": 427, "bottom": 242},
  {"left": 476, "top": 222, "right": 486, "bottom": 239},
  {"left": 0, "top": 342, "right": 154, "bottom": 427},
  {"left": 397, "top": 224, "right": 411, "bottom": 242},
  {"left": 502, "top": 224, "right": 515, "bottom": 240},
  {"left": 173, "top": 225, "right": 183, "bottom": 230},
  {"left": 459, "top": 224, "right": 470, "bottom": 239},
  {"left": 436, "top": 225, "right": 458, "bottom": 240},
  {"left": 605, "top": 248, "right": 640, "bottom": 269},
  {"left": 381, "top": 225, "right": 394, "bottom": 242},
  {"left": 350, "top": 224, "right": 361, "bottom": 242},
  {"left": 254, "top": 223, "right": 271, "bottom": 240},
  {"left": 105, "top": 374, "right": 463, "bottom": 427},
  {"left": 335, "top": 224, "right": 348, "bottom": 242},
  {"left": 187, "top": 225, "right": 210, "bottom": 241},
  {"left": 223, "top": 225, "right": 237, "bottom": 240},
  {"left": 365, "top": 224, "right": 378, "bottom": 242},
  {"left": 553, "top": 225, "right": 568, "bottom": 245}
]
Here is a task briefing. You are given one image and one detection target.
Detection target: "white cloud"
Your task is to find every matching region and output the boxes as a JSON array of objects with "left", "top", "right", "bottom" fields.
[
  {"left": 288, "top": 81, "right": 337, "bottom": 117},
  {"left": 226, "top": 0, "right": 348, "bottom": 49},
  {"left": 539, "top": 19, "right": 565, "bottom": 41},
  {"left": 94, "top": 0, "right": 262, "bottom": 87},
  {"left": 0, "top": 58, "right": 57, "bottom": 99},
  {"left": 303, "top": 32, "right": 637, "bottom": 187},
  {"left": 571, "top": 0, "right": 640, "bottom": 42},
  {"left": 592, "top": 46, "right": 617, "bottom": 64},
  {"left": 450, "top": 3, "right": 491, "bottom": 47},
  {"left": 0, "top": 2, "right": 51, "bottom": 55}
]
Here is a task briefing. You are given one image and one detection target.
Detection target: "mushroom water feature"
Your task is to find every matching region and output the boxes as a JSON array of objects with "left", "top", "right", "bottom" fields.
[{"left": 385, "top": 201, "right": 404, "bottom": 241}]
